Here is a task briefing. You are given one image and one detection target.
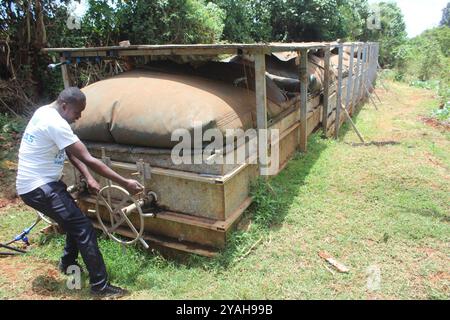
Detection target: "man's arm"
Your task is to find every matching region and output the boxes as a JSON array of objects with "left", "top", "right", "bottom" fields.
[
  {"left": 66, "top": 141, "right": 143, "bottom": 195},
  {"left": 67, "top": 153, "right": 101, "bottom": 193}
]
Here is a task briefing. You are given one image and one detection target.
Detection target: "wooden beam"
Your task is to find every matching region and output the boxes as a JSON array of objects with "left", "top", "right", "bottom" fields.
[
  {"left": 42, "top": 42, "right": 333, "bottom": 57},
  {"left": 353, "top": 44, "right": 362, "bottom": 106},
  {"left": 322, "top": 47, "right": 331, "bottom": 133},
  {"left": 254, "top": 52, "right": 268, "bottom": 176},
  {"left": 340, "top": 103, "right": 365, "bottom": 143},
  {"left": 334, "top": 44, "right": 344, "bottom": 139},
  {"left": 345, "top": 44, "right": 355, "bottom": 114},
  {"left": 60, "top": 56, "right": 70, "bottom": 88},
  {"left": 299, "top": 49, "right": 308, "bottom": 152},
  {"left": 359, "top": 44, "right": 368, "bottom": 100}
]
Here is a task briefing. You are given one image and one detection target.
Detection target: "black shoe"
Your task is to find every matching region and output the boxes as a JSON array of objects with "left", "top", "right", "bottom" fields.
[
  {"left": 90, "top": 283, "right": 129, "bottom": 298},
  {"left": 58, "top": 260, "right": 84, "bottom": 275}
]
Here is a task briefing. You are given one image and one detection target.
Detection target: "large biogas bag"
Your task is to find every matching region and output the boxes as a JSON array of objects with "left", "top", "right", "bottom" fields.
[
  {"left": 73, "top": 70, "right": 288, "bottom": 149},
  {"left": 228, "top": 52, "right": 329, "bottom": 95}
]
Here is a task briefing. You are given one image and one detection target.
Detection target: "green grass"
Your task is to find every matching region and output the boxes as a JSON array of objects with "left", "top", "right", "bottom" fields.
[
  {"left": 0, "top": 81, "right": 448, "bottom": 299},
  {"left": 0, "top": 113, "right": 26, "bottom": 199}
]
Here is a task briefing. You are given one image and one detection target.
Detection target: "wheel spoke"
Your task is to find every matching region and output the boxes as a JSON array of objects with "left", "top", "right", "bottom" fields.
[
  {"left": 96, "top": 185, "right": 143, "bottom": 245},
  {"left": 112, "top": 197, "right": 130, "bottom": 215},
  {"left": 109, "top": 219, "right": 125, "bottom": 233},
  {"left": 98, "top": 193, "right": 116, "bottom": 226},
  {"left": 122, "top": 214, "right": 140, "bottom": 237}
]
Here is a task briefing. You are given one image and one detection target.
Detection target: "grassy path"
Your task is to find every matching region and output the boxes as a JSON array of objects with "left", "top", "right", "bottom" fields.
[{"left": 0, "top": 81, "right": 448, "bottom": 299}]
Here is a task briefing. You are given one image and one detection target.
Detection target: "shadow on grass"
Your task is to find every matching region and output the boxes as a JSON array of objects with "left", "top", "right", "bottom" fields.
[
  {"left": 397, "top": 205, "right": 450, "bottom": 224},
  {"left": 184, "top": 132, "right": 331, "bottom": 269},
  {"left": 31, "top": 272, "right": 91, "bottom": 299}
]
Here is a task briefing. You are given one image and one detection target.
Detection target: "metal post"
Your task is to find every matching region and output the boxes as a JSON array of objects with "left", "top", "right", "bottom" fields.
[
  {"left": 334, "top": 44, "right": 343, "bottom": 139},
  {"left": 322, "top": 47, "right": 331, "bottom": 134},
  {"left": 299, "top": 49, "right": 309, "bottom": 152},
  {"left": 254, "top": 52, "right": 268, "bottom": 176}
]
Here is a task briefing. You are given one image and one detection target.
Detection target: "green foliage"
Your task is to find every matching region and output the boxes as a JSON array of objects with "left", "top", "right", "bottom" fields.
[
  {"left": 393, "top": 26, "right": 450, "bottom": 112},
  {"left": 409, "top": 80, "right": 440, "bottom": 91},
  {"left": 0, "top": 113, "right": 26, "bottom": 138},
  {"left": 250, "top": 178, "right": 285, "bottom": 228},
  {"left": 393, "top": 6, "right": 450, "bottom": 93},
  {"left": 338, "top": 0, "right": 371, "bottom": 40},
  {"left": 420, "top": 26, "right": 450, "bottom": 56},
  {"left": 364, "top": 1, "right": 407, "bottom": 67},
  {"left": 212, "top": 0, "right": 263, "bottom": 42},
  {"left": 267, "top": 0, "right": 355, "bottom": 41},
  {"left": 432, "top": 103, "right": 450, "bottom": 121},
  {"left": 86, "top": 0, "right": 226, "bottom": 45}
]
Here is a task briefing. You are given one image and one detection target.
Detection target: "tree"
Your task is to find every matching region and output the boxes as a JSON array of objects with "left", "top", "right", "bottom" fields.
[
  {"left": 363, "top": 1, "right": 407, "bottom": 67},
  {"left": 440, "top": 2, "right": 450, "bottom": 27},
  {"left": 211, "top": 0, "right": 255, "bottom": 42},
  {"left": 266, "top": 0, "right": 350, "bottom": 42},
  {"left": 114, "top": 0, "right": 225, "bottom": 45},
  {"left": 339, "top": 0, "right": 370, "bottom": 40}
]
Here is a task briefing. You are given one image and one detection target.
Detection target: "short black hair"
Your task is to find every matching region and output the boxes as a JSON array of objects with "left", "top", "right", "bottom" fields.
[{"left": 57, "top": 87, "right": 86, "bottom": 105}]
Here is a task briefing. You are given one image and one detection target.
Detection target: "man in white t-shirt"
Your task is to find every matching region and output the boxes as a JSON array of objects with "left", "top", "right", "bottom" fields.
[{"left": 17, "top": 87, "right": 143, "bottom": 298}]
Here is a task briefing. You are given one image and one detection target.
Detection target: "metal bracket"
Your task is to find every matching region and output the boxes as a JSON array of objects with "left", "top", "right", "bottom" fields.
[
  {"left": 135, "top": 159, "right": 151, "bottom": 180},
  {"left": 106, "top": 50, "right": 119, "bottom": 58}
]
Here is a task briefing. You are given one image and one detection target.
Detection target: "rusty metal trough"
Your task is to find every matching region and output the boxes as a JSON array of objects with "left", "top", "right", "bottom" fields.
[{"left": 43, "top": 42, "right": 380, "bottom": 256}]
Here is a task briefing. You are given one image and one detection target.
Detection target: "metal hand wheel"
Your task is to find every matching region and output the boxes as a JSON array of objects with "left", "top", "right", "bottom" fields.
[{"left": 95, "top": 185, "right": 151, "bottom": 248}]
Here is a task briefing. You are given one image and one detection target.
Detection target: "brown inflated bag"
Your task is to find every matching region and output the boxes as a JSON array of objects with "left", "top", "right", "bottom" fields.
[{"left": 74, "top": 70, "right": 286, "bottom": 148}]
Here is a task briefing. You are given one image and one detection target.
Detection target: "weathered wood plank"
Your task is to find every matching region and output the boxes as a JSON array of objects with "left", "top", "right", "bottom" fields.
[
  {"left": 322, "top": 48, "right": 331, "bottom": 133},
  {"left": 299, "top": 49, "right": 308, "bottom": 152},
  {"left": 42, "top": 42, "right": 335, "bottom": 57},
  {"left": 60, "top": 56, "right": 70, "bottom": 88},
  {"left": 353, "top": 44, "right": 362, "bottom": 106},
  {"left": 335, "top": 44, "right": 344, "bottom": 139},
  {"left": 254, "top": 52, "right": 268, "bottom": 175},
  {"left": 345, "top": 44, "right": 355, "bottom": 113}
]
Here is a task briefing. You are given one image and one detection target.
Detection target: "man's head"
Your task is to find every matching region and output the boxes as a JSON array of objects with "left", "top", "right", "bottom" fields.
[{"left": 56, "top": 87, "right": 86, "bottom": 124}]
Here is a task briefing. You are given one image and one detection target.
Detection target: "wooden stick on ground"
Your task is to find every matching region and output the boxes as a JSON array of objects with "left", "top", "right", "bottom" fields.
[
  {"left": 341, "top": 103, "right": 365, "bottom": 144},
  {"left": 364, "top": 84, "right": 379, "bottom": 110},
  {"left": 0, "top": 98, "right": 19, "bottom": 117},
  {"left": 236, "top": 237, "right": 263, "bottom": 262}
]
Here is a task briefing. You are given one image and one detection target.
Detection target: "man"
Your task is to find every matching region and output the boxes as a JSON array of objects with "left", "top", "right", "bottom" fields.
[{"left": 16, "top": 87, "right": 143, "bottom": 298}]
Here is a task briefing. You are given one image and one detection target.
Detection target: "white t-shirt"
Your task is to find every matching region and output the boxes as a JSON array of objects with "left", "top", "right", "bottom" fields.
[{"left": 16, "top": 103, "right": 80, "bottom": 195}]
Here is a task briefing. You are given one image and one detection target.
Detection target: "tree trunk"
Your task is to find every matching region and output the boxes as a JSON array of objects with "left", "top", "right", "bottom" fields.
[{"left": 34, "top": 0, "right": 47, "bottom": 47}]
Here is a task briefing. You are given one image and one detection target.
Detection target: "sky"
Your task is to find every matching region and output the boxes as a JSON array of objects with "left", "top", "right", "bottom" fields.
[
  {"left": 70, "top": 0, "right": 448, "bottom": 39},
  {"left": 369, "top": 0, "right": 448, "bottom": 37}
]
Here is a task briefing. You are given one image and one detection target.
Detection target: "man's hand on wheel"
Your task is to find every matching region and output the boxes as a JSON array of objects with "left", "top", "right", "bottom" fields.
[
  {"left": 124, "top": 179, "right": 144, "bottom": 195},
  {"left": 86, "top": 178, "right": 101, "bottom": 194}
]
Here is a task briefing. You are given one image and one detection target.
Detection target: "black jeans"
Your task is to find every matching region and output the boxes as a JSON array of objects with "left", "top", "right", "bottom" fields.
[{"left": 20, "top": 181, "right": 108, "bottom": 290}]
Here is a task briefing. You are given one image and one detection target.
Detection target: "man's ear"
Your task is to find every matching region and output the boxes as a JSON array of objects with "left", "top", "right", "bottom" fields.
[{"left": 60, "top": 102, "right": 67, "bottom": 111}]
